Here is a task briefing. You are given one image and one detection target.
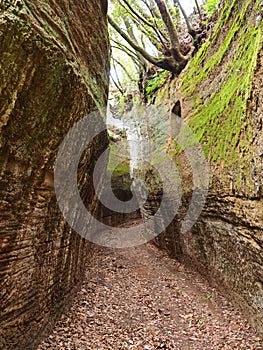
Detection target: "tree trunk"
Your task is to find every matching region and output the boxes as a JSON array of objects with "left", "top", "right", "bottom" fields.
[
  {"left": 154, "top": 0, "right": 187, "bottom": 62},
  {"left": 108, "top": 15, "right": 189, "bottom": 74}
]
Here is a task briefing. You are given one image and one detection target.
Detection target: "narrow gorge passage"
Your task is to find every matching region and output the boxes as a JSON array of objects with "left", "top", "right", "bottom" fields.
[
  {"left": 1, "top": 1, "right": 262, "bottom": 348},
  {"left": 37, "top": 220, "right": 262, "bottom": 350}
]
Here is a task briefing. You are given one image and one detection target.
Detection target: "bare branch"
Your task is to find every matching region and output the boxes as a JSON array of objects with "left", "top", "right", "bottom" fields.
[
  {"left": 154, "top": 0, "right": 186, "bottom": 61},
  {"left": 173, "top": 0, "right": 196, "bottom": 36},
  {"left": 194, "top": 0, "right": 202, "bottom": 22},
  {"left": 112, "top": 57, "right": 137, "bottom": 82},
  {"left": 118, "top": 0, "right": 158, "bottom": 30},
  {"left": 111, "top": 56, "right": 125, "bottom": 93},
  {"left": 110, "top": 72, "right": 124, "bottom": 94},
  {"left": 111, "top": 43, "right": 142, "bottom": 68},
  {"left": 108, "top": 15, "right": 162, "bottom": 67}
]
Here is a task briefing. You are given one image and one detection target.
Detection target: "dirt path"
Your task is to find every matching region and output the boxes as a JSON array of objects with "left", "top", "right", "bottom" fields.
[{"left": 38, "top": 237, "right": 262, "bottom": 349}]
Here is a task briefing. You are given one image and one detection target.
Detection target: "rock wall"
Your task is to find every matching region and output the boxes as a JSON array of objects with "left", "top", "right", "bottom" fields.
[
  {"left": 96, "top": 172, "right": 141, "bottom": 227},
  {"left": 97, "top": 138, "right": 141, "bottom": 226},
  {"left": 152, "top": 0, "right": 263, "bottom": 337},
  {"left": 0, "top": 1, "right": 109, "bottom": 349}
]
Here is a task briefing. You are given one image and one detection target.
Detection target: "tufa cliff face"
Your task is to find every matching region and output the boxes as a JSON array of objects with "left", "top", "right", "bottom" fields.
[
  {"left": 0, "top": 0, "right": 109, "bottom": 349},
  {"left": 152, "top": 0, "right": 263, "bottom": 337}
]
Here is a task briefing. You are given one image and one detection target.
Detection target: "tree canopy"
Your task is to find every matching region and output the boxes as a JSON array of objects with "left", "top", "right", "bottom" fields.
[{"left": 108, "top": 0, "right": 220, "bottom": 97}]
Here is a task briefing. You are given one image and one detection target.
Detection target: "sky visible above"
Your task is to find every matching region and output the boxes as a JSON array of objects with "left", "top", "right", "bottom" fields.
[{"left": 183, "top": 0, "right": 196, "bottom": 14}]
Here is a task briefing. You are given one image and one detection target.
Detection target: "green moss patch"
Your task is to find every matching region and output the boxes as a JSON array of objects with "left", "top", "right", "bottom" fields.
[{"left": 181, "top": 0, "right": 262, "bottom": 164}]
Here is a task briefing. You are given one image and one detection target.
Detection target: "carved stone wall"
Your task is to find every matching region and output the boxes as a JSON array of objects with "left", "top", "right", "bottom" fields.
[
  {"left": 0, "top": 1, "right": 109, "bottom": 348},
  {"left": 151, "top": 0, "right": 263, "bottom": 337}
]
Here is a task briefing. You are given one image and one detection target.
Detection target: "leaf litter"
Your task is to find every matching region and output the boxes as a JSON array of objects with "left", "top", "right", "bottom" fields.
[{"left": 37, "top": 235, "right": 262, "bottom": 350}]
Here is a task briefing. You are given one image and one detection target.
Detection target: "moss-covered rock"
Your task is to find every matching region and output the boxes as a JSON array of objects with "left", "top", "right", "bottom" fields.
[{"left": 152, "top": 0, "right": 263, "bottom": 337}]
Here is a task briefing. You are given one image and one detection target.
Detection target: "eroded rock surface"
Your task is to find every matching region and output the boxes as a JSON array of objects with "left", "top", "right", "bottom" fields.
[
  {"left": 144, "top": 0, "right": 263, "bottom": 337},
  {"left": 0, "top": 1, "right": 109, "bottom": 348}
]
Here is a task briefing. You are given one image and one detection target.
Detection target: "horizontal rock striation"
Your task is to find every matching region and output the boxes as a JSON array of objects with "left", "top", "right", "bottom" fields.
[
  {"left": 147, "top": 0, "right": 263, "bottom": 337},
  {"left": 0, "top": 1, "right": 109, "bottom": 349}
]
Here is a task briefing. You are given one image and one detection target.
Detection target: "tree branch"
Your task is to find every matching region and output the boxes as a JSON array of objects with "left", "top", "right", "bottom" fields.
[
  {"left": 194, "top": 0, "right": 202, "bottom": 21},
  {"left": 154, "top": 0, "right": 186, "bottom": 61},
  {"left": 108, "top": 15, "right": 162, "bottom": 67},
  {"left": 174, "top": 0, "right": 196, "bottom": 36},
  {"left": 110, "top": 72, "right": 124, "bottom": 94},
  {"left": 111, "top": 43, "right": 142, "bottom": 69},
  {"left": 112, "top": 57, "right": 137, "bottom": 82},
  {"left": 118, "top": 0, "right": 158, "bottom": 31}
]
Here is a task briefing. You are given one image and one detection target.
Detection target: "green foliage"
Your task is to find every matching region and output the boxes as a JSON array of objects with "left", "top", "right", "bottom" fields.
[
  {"left": 108, "top": 130, "right": 121, "bottom": 142},
  {"left": 205, "top": 0, "right": 220, "bottom": 15},
  {"left": 145, "top": 70, "right": 170, "bottom": 97},
  {"left": 119, "top": 94, "right": 126, "bottom": 114}
]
